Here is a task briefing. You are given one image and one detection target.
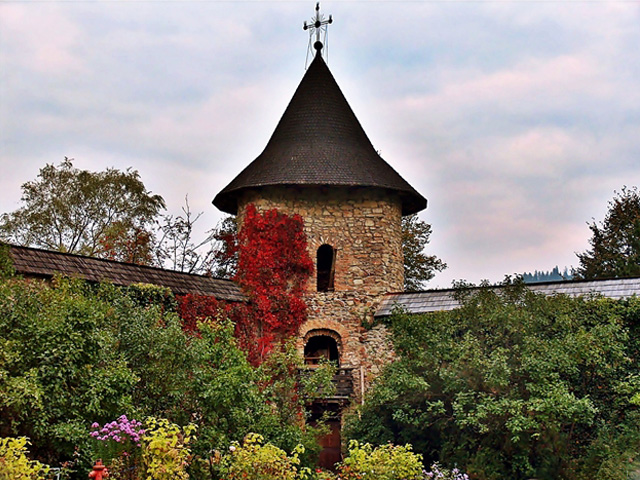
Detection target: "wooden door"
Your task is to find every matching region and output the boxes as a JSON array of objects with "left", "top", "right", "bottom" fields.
[{"left": 317, "top": 419, "right": 341, "bottom": 470}]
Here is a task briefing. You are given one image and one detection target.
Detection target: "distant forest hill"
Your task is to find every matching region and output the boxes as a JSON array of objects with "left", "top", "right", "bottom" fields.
[{"left": 522, "top": 266, "right": 574, "bottom": 283}]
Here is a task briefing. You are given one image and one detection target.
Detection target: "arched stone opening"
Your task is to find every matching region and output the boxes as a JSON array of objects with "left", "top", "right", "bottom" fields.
[
  {"left": 304, "top": 329, "right": 341, "bottom": 366},
  {"left": 317, "top": 244, "right": 336, "bottom": 292}
]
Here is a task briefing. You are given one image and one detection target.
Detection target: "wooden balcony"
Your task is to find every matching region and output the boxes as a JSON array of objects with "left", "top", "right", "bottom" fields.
[
  {"left": 332, "top": 367, "right": 355, "bottom": 398},
  {"left": 299, "top": 366, "right": 355, "bottom": 401}
]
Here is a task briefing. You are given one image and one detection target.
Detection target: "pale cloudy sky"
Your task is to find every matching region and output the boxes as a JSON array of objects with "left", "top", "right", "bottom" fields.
[{"left": 1, "top": 1, "right": 639, "bottom": 288}]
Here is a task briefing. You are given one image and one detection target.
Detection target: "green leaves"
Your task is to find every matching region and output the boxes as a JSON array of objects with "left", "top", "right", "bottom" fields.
[
  {"left": 338, "top": 441, "right": 423, "bottom": 480},
  {"left": 347, "top": 285, "right": 640, "bottom": 479},
  {"left": 576, "top": 186, "right": 640, "bottom": 279},
  {"left": 0, "top": 158, "right": 165, "bottom": 258},
  {"left": 402, "top": 214, "right": 447, "bottom": 291}
]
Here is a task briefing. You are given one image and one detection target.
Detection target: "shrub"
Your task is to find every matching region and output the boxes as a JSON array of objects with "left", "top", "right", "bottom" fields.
[
  {"left": 0, "top": 437, "right": 50, "bottom": 480},
  {"left": 219, "top": 433, "right": 304, "bottom": 480},
  {"left": 337, "top": 440, "right": 423, "bottom": 480},
  {"left": 141, "top": 418, "right": 196, "bottom": 480}
]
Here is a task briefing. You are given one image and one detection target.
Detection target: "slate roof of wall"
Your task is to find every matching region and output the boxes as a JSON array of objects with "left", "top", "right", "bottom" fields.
[
  {"left": 7, "top": 244, "right": 245, "bottom": 301},
  {"left": 213, "top": 52, "right": 427, "bottom": 216},
  {"left": 375, "top": 276, "right": 640, "bottom": 317}
]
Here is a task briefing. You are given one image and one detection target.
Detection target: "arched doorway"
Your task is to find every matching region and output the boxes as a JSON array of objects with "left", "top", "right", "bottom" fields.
[
  {"left": 304, "top": 332, "right": 340, "bottom": 366},
  {"left": 304, "top": 330, "right": 344, "bottom": 470}
]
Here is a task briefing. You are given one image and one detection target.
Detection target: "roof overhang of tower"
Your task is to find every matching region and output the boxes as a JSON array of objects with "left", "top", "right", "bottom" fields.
[{"left": 213, "top": 53, "right": 427, "bottom": 216}]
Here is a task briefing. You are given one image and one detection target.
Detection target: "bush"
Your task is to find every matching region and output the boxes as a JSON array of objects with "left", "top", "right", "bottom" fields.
[
  {"left": 218, "top": 433, "right": 304, "bottom": 480},
  {"left": 345, "top": 281, "right": 640, "bottom": 479},
  {"left": 141, "top": 418, "right": 196, "bottom": 480},
  {"left": 0, "top": 437, "right": 50, "bottom": 480},
  {"left": 337, "top": 440, "right": 423, "bottom": 480}
]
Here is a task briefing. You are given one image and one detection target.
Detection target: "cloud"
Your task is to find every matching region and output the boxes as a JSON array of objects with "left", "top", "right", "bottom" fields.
[{"left": 1, "top": 1, "right": 639, "bottom": 287}]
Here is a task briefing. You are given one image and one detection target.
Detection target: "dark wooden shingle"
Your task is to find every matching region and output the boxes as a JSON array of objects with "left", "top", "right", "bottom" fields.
[
  {"left": 8, "top": 244, "right": 244, "bottom": 302},
  {"left": 214, "top": 53, "right": 427, "bottom": 216}
]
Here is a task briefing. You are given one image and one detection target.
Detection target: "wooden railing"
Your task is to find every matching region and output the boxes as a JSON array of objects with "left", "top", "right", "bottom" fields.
[
  {"left": 332, "top": 367, "right": 354, "bottom": 398},
  {"left": 300, "top": 366, "right": 355, "bottom": 400}
]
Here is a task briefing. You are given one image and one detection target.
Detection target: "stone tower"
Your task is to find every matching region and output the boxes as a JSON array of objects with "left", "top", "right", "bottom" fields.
[{"left": 213, "top": 47, "right": 426, "bottom": 402}]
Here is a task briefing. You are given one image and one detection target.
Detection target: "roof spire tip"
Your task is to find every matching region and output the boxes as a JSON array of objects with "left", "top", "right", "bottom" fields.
[{"left": 304, "top": 2, "right": 332, "bottom": 66}]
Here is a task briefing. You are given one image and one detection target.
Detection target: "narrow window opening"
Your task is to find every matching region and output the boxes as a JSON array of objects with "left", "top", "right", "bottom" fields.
[
  {"left": 304, "top": 335, "right": 340, "bottom": 366},
  {"left": 317, "top": 244, "right": 335, "bottom": 292}
]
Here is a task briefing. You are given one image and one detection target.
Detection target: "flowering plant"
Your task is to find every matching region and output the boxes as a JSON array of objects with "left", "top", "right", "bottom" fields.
[
  {"left": 423, "top": 463, "right": 469, "bottom": 480},
  {"left": 90, "top": 415, "right": 145, "bottom": 480}
]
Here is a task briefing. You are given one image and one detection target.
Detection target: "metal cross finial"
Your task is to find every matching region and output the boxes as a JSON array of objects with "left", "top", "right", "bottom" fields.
[{"left": 303, "top": 2, "right": 333, "bottom": 66}]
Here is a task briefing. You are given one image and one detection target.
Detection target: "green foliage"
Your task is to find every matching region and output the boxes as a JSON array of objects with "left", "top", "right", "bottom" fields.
[
  {"left": 0, "top": 243, "right": 15, "bottom": 280},
  {"left": 576, "top": 186, "right": 640, "bottom": 279},
  {"left": 0, "top": 158, "right": 165, "bottom": 258},
  {"left": 345, "top": 281, "right": 640, "bottom": 479},
  {"left": 337, "top": 440, "right": 423, "bottom": 480},
  {"left": 0, "top": 278, "right": 139, "bottom": 467},
  {"left": 402, "top": 214, "right": 446, "bottom": 291},
  {"left": 124, "top": 283, "right": 177, "bottom": 312},
  {"left": 141, "top": 418, "right": 196, "bottom": 480},
  {"left": 218, "top": 433, "right": 304, "bottom": 480},
  {"left": 0, "top": 437, "right": 50, "bottom": 480},
  {"left": 0, "top": 275, "right": 330, "bottom": 476}
]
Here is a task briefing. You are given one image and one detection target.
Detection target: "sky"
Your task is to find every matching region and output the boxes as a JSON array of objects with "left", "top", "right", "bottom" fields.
[{"left": 1, "top": 0, "right": 639, "bottom": 289}]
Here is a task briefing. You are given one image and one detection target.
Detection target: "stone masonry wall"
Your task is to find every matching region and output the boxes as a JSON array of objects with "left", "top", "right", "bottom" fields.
[
  {"left": 237, "top": 186, "right": 404, "bottom": 294},
  {"left": 236, "top": 186, "right": 402, "bottom": 399}
]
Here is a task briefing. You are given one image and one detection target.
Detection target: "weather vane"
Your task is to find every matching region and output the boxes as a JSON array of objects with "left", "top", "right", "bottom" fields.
[{"left": 304, "top": 2, "right": 333, "bottom": 68}]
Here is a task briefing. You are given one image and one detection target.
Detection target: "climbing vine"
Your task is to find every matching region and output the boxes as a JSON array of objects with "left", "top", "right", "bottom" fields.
[
  {"left": 177, "top": 293, "right": 226, "bottom": 334},
  {"left": 176, "top": 204, "right": 313, "bottom": 365},
  {"left": 233, "top": 204, "right": 314, "bottom": 364}
]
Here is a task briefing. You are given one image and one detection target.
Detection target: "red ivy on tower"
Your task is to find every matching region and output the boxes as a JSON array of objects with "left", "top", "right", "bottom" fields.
[
  {"left": 233, "top": 204, "right": 314, "bottom": 365},
  {"left": 176, "top": 204, "right": 313, "bottom": 365}
]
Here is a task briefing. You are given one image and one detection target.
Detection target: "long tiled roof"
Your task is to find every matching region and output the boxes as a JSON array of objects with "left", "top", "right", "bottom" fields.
[
  {"left": 375, "top": 277, "right": 640, "bottom": 317},
  {"left": 213, "top": 52, "right": 427, "bottom": 216},
  {"left": 7, "top": 244, "right": 245, "bottom": 302}
]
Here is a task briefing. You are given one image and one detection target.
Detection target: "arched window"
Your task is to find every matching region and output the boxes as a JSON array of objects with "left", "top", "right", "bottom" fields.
[
  {"left": 304, "top": 335, "right": 340, "bottom": 366},
  {"left": 317, "top": 244, "right": 335, "bottom": 292}
]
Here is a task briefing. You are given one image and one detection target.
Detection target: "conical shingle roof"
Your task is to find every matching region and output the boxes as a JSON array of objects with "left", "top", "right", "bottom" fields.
[{"left": 213, "top": 53, "right": 427, "bottom": 215}]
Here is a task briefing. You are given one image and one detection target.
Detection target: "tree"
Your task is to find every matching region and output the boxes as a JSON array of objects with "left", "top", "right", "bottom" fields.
[
  {"left": 154, "top": 197, "right": 221, "bottom": 275},
  {"left": 97, "top": 221, "right": 156, "bottom": 265},
  {"left": 210, "top": 215, "right": 239, "bottom": 279},
  {"left": 402, "top": 214, "right": 446, "bottom": 291},
  {"left": 0, "top": 158, "right": 166, "bottom": 258},
  {"left": 576, "top": 186, "right": 640, "bottom": 279}
]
